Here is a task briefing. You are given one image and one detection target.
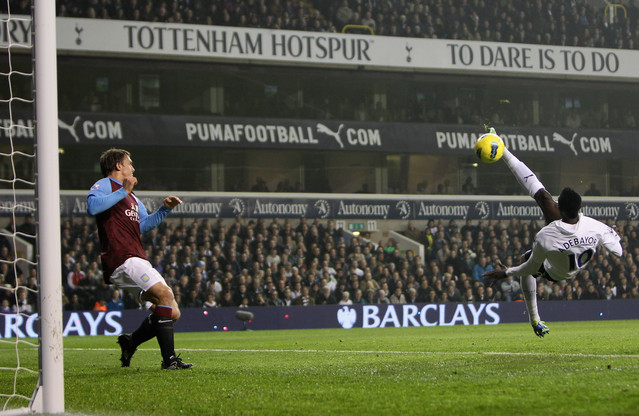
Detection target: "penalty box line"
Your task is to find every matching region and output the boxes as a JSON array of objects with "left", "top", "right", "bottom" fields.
[{"left": 65, "top": 348, "right": 639, "bottom": 359}]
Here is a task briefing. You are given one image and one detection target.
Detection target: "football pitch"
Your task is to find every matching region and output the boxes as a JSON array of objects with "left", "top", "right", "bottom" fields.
[{"left": 2, "top": 320, "right": 639, "bottom": 415}]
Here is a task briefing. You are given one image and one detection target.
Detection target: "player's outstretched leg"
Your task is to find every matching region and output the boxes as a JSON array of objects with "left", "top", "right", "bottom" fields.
[
  {"left": 498, "top": 142, "right": 545, "bottom": 199},
  {"left": 490, "top": 128, "right": 561, "bottom": 224}
]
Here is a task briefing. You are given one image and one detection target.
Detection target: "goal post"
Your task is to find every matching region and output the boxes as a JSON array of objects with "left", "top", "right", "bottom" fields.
[
  {"left": 33, "top": 0, "right": 64, "bottom": 413},
  {"left": 0, "top": 0, "right": 64, "bottom": 412}
]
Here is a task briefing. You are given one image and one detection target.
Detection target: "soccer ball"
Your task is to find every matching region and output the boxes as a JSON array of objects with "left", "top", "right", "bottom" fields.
[{"left": 474, "top": 133, "right": 505, "bottom": 163}]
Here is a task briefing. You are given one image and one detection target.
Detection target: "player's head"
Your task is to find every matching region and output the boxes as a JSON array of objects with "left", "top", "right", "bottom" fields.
[
  {"left": 99, "top": 148, "right": 131, "bottom": 177},
  {"left": 558, "top": 187, "right": 581, "bottom": 220}
]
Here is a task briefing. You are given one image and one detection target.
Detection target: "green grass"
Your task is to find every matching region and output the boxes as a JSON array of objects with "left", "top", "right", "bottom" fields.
[{"left": 2, "top": 321, "right": 639, "bottom": 415}]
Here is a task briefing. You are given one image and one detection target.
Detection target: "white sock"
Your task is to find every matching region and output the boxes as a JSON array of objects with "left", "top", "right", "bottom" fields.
[
  {"left": 502, "top": 149, "right": 545, "bottom": 198},
  {"left": 521, "top": 275, "right": 540, "bottom": 323}
]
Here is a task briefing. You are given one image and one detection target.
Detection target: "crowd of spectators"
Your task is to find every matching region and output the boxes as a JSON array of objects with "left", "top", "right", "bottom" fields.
[
  {"left": 2, "top": 214, "right": 638, "bottom": 315},
  {"left": 42, "top": 0, "right": 639, "bottom": 51}
]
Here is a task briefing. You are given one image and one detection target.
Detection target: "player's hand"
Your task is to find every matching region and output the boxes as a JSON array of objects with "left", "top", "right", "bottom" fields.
[
  {"left": 123, "top": 176, "right": 137, "bottom": 194},
  {"left": 163, "top": 196, "right": 182, "bottom": 209},
  {"left": 483, "top": 262, "right": 507, "bottom": 285}
]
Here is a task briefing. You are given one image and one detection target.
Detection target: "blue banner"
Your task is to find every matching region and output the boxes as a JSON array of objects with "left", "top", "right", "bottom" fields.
[
  {"left": 3, "top": 192, "right": 639, "bottom": 221},
  {"left": 2, "top": 300, "right": 638, "bottom": 337},
  {"left": 3, "top": 111, "right": 638, "bottom": 158}
]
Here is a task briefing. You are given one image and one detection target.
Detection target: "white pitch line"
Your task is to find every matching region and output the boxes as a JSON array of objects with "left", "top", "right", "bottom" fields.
[{"left": 65, "top": 348, "right": 639, "bottom": 359}]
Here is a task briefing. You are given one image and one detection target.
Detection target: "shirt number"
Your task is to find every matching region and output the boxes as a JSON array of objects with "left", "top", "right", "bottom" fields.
[{"left": 568, "top": 249, "right": 594, "bottom": 271}]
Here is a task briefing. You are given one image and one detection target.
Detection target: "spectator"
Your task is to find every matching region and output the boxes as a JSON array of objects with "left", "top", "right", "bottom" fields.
[
  {"left": 390, "top": 287, "right": 406, "bottom": 304},
  {"left": 253, "top": 292, "right": 267, "bottom": 306},
  {"left": 93, "top": 299, "right": 108, "bottom": 311},
  {"left": 548, "top": 283, "right": 564, "bottom": 301},
  {"left": 107, "top": 289, "right": 125, "bottom": 311},
  {"left": 282, "top": 288, "right": 295, "bottom": 306},
  {"left": 377, "top": 289, "right": 390, "bottom": 304},
  {"left": 500, "top": 275, "right": 521, "bottom": 301},
  {"left": 0, "top": 298, "right": 11, "bottom": 313},
  {"left": 16, "top": 214, "right": 36, "bottom": 247},
  {"left": 445, "top": 281, "right": 462, "bottom": 302},
  {"left": 462, "top": 287, "right": 475, "bottom": 302},
  {"left": 316, "top": 285, "right": 336, "bottom": 305},
  {"left": 475, "top": 285, "right": 488, "bottom": 302},
  {"left": 267, "top": 289, "right": 284, "bottom": 306},
  {"left": 338, "top": 290, "right": 352, "bottom": 305},
  {"left": 471, "top": 256, "right": 493, "bottom": 282},
  {"left": 293, "top": 286, "right": 315, "bottom": 306},
  {"left": 66, "top": 293, "right": 85, "bottom": 311},
  {"left": 219, "top": 291, "right": 236, "bottom": 307},
  {"left": 582, "top": 281, "right": 600, "bottom": 300},
  {"left": 404, "top": 221, "right": 422, "bottom": 241},
  {"left": 564, "top": 109, "right": 582, "bottom": 128},
  {"left": 203, "top": 293, "right": 217, "bottom": 308},
  {"left": 66, "top": 262, "right": 86, "bottom": 292},
  {"left": 11, "top": 288, "right": 33, "bottom": 313},
  {"left": 584, "top": 183, "right": 602, "bottom": 196},
  {"left": 334, "top": 0, "right": 353, "bottom": 30}
]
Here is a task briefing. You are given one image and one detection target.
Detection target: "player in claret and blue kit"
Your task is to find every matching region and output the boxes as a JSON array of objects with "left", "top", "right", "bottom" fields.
[
  {"left": 87, "top": 148, "right": 192, "bottom": 369},
  {"left": 482, "top": 131, "right": 623, "bottom": 337}
]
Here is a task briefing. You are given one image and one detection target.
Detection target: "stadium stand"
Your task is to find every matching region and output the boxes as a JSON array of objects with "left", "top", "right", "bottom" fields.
[
  {"left": 5, "top": 1, "right": 638, "bottom": 129},
  {"left": 41, "top": 0, "right": 638, "bottom": 50},
  {"left": 2, "top": 215, "right": 636, "bottom": 312},
  {"left": 38, "top": 0, "right": 639, "bottom": 129},
  {"left": 1, "top": 2, "right": 637, "bottom": 309}
]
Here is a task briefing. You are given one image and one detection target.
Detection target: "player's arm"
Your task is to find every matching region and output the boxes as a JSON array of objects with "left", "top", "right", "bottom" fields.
[
  {"left": 504, "top": 241, "right": 546, "bottom": 277},
  {"left": 483, "top": 240, "right": 545, "bottom": 283},
  {"left": 87, "top": 178, "right": 128, "bottom": 216},
  {"left": 137, "top": 195, "right": 182, "bottom": 234},
  {"left": 601, "top": 225, "right": 623, "bottom": 257}
]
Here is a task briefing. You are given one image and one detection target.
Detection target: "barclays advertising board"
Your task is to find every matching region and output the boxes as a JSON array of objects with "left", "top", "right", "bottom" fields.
[{"left": 2, "top": 300, "right": 638, "bottom": 337}]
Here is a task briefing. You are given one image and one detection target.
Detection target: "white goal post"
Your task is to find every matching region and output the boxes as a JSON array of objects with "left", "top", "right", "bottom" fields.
[
  {"left": 33, "top": 0, "right": 64, "bottom": 413},
  {"left": 0, "top": 1, "right": 65, "bottom": 414}
]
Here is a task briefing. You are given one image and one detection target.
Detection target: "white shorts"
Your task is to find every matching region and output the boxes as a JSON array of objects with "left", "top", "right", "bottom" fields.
[{"left": 110, "top": 257, "right": 168, "bottom": 298}]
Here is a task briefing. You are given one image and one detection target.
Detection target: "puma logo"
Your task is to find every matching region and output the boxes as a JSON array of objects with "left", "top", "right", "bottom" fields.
[
  {"left": 58, "top": 116, "right": 81, "bottom": 142},
  {"left": 316, "top": 123, "right": 344, "bottom": 148},
  {"left": 552, "top": 132, "right": 578, "bottom": 156}
]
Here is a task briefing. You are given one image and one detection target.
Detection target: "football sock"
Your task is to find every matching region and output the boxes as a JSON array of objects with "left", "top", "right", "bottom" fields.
[
  {"left": 502, "top": 149, "right": 545, "bottom": 198},
  {"left": 521, "top": 275, "right": 540, "bottom": 323},
  {"left": 131, "top": 315, "right": 156, "bottom": 348},
  {"left": 153, "top": 305, "right": 176, "bottom": 363}
]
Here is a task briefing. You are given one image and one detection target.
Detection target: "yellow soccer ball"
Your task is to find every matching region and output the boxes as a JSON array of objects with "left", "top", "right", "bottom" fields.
[{"left": 474, "top": 133, "right": 505, "bottom": 163}]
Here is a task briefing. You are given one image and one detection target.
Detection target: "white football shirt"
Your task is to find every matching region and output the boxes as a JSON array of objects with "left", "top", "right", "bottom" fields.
[{"left": 506, "top": 214, "right": 622, "bottom": 282}]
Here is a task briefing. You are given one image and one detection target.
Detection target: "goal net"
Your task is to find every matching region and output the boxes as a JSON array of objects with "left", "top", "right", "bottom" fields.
[{"left": 0, "top": 1, "right": 64, "bottom": 414}]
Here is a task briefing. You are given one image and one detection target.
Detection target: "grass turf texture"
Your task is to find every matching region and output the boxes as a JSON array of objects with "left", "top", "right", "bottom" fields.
[{"left": 2, "top": 320, "right": 639, "bottom": 415}]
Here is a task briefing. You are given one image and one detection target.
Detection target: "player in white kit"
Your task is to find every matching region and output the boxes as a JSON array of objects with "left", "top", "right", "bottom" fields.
[{"left": 482, "top": 132, "right": 623, "bottom": 337}]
